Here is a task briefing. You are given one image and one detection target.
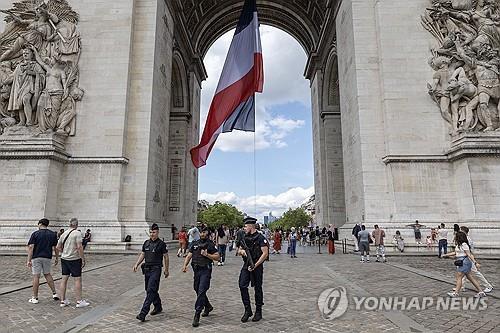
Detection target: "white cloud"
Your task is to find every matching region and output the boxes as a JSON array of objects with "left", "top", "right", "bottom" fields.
[
  {"left": 199, "top": 186, "right": 314, "bottom": 222},
  {"left": 201, "top": 26, "right": 310, "bottom": 153}
]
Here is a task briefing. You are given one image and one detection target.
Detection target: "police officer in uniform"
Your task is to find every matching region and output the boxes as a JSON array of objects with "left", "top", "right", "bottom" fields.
[
  {"left": 133, "top": 223, "right": 169, "bottom": 322},
  {"left": 182, "top": 226, "right": 219, "bottom": 327},
  {"left": 238, "top": 216, "right": 269, "bottom": 323}
]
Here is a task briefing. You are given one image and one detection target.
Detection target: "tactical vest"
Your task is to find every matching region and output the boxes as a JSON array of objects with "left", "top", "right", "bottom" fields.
[
  {"left": 191, "top": 239, "right": 213, "bottom": 267},
  {"left": 144, "top": 239, "right": 164, "bottom": 267},
  {"left": 243, "top": 233, "right": 263, "bottom": 263}
]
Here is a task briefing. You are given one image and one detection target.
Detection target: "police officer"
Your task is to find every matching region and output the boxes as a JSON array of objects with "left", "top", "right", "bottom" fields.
[
  {"left": 133, "top": 223, "right": 169, "bottom": 322},
  {"left": 238, "top": 216, "right": 269, "bottom": 323},
  {"left": 182, "top": 226, "right": 219, "bottom": 327}
]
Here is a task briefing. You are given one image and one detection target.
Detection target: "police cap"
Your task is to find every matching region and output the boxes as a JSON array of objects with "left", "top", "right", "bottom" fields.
[{"left": 243, "top": 216, "right": 257, "bottom": 225}]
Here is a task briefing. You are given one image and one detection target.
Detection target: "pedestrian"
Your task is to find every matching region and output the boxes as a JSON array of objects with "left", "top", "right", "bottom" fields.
[
  {"left": 177, "top": 227, "right": 188, "bottom": 257},
  {"left": 352, "top": 223, "right": 361, "bottom": 252},
  {"left": 288, "top": 227, "right": 298, "bottom": 258},
  {"left": 357, "top": 225, "right": 371, "bottom": 263},
  {"left": 188, "top": 223, "right": 201, "bottom": 248},
  {"left": 216, "top": 225, "right": 229, "bottom": 266},
  {"left": 57, "top": 228, "right": 64, "bottom": 240},
  {"left": 27, "top": 218, "right": 60, "bottom": 304},
  {"left": 459, "top": 226, "right": 493, "bottom": 293},
  {"left": 237, "top": 216, "right": 269, "bottom": 323},
  {"left": 171, "top": 223, "right": 177, "bottom": 240},
  {"left": 438, "top": 223, "right": 448, "bottom": 258},
  {"left": 407, "top": 220, "right": 423, "bottom": 244},
  {"left": 372, "top": 225, "right": 386, "bottom": 262},
  {"left": 394, "top": 230, "right": 404, "bottom": 252},
  {"left": 442, "top": 231, "right": 486, "bottom": 298},
  {"left": 56, "top": 218, "right": 90, "bottom": 308},
  {"left": 182, "top": 226, "right": 220, "bottom": 327},
  {"left": 82, "top": 229, "right": 91, "bottom": 250},
  {"left": 272, "top": 228, "right": 282, "bottom": 254},
  {"left": 327, "top": 225, "right": 335, "bottom": 255},
  {"left": 133, "top": 223, "right": 169, "bottom": 322}
]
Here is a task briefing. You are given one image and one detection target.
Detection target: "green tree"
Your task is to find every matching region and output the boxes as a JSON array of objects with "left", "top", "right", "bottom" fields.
[
  {"left": 271, "top": 207, "right": 310, "bottom": 231},
  {"left": 197, "top": 201, "right": 245, "bottom": 229}
]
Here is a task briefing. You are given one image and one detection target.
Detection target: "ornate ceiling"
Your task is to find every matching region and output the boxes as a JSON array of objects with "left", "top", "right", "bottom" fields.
[{"left": 172, "top": 0, "right": 329, "bottom": 58}]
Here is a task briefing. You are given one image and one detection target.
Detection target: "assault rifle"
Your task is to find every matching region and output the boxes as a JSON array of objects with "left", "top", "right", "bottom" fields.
[{"left": 239, "top": 237, "right": 255, "bottom": 270}]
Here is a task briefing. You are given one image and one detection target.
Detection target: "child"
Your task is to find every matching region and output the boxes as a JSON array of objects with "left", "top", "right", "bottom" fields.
[{"left": 426, "top": 235, "right": 432, "bottom": 249}]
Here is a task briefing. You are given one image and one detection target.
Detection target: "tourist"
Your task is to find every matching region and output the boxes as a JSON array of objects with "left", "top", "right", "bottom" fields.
[
  {"left": 426, "top": 235, "right": 432, "bottom": 249},
  {"left": 438, "top": 223, "right": 448, "bottom": 258},
  {"left": 57, "top": 218, "right": 90, "bottom": 308},
  {"left": 188, "top": 223, "right": 201, "bottom": 248},
  {"left": 133, "top": 223, "right": 169, "bottom": 322},
  {"left": 394, "top": 230, "right": 404, "bottom": 252},
  {"left": 358, "top": 225, "right": 371, "bottom": 263},
  {"left": 177, "top": 227, "right": 188, "bottom": 257},
  {"left": 27, "top": 218, "right": 59, "bottom": 304},
  {"left": 171, "top": 223, "right": 177, "bottom": 241},
  {"left": 459, "top": 226, "right": 493, "bottom": 293},
  {"left": 272, "top": 228, "right": 282, "bottom": 254},
  {"left": 288, "top": 227, "right": 298, "bottom": 258},
  {"left": 57, "top": 228, "right": 64, "bottom": 240},
  {"left": 408, "top": 220, "right": 423, "bottom": 244},
  {"left": 442, "top": 231, "right": 486, "bottom": 298},
  {"left": 352, "top": 223, "right": 361, "bottom": 252},
  {"left": 182, "top": 226, "right": 219, "bottom": 327},
  {"left": 327, "top": 225, "right": 335, "bottom": 255},
  {"left": 372, "top": 225, "right": 386, "bottom": 262},
  {"left": 82, "top": 229, "right": 91, "bottom": 250},
  {"left": 216, "top": 225, "right": 229, "bottom": 266}
]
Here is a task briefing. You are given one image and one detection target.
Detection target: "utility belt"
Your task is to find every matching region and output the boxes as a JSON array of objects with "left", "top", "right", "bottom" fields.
[
  {"left": 191, "top": 263, "right": 212, "bottom": 270},
  {"left": 140, "top": 263, "right": 161, "bottom": 274}
]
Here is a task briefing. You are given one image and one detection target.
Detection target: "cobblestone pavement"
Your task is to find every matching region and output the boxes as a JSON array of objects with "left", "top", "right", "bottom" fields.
[{"left": 0, "top": 244, "right": 499, "bottom": 333}]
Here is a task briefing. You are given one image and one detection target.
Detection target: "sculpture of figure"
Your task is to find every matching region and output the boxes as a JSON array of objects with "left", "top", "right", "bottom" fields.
[
  {"left": 7, "top": 47, "right": 45, "bottom": 126},
  {"left": 56, "top": 87, "right": 83, "bottom": 136},
  {"left": 455, "top": 41, "right": 500, "bottom": 131},
  {"left": 471, "top": 1, "right": 500, "bottom": 52},
  {"left": 428, "top": 56, "right": 460, "bottom": 125},
  {"left": 0, "top": 61, "right": 13, "bottom": 118},
  {"left": 29, "top": 46, "right": 67, "bottom": 132},
  {"left": 447, "top": 67, "right": 478, "bottom": 132},
  {"left": 0, "top": 3, "right": 59, "bottom": 62}
]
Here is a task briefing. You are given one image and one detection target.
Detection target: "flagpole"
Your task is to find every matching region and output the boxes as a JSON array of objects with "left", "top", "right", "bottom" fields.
[{"left": 253, "top": 129, "right": 257, "bottom": 218}]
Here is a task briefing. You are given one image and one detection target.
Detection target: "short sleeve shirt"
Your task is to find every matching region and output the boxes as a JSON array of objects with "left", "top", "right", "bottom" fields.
[
  {"left": 456, "top": 243, "right": 470, "bottom": 257},
  {"left": 358, "top": 230, "right": 370, "bottom": 243},
  {"left": 372, "top": 229, "right": 385, "bottom": 245},
  {"left": 28, "top": 229, "right": 58, "bottom": 259},
  {"left": 57, "top": 229, "right": 83, "bottom": 260}
]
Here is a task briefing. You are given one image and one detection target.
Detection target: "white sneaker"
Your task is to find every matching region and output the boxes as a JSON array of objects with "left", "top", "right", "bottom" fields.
[
  {"left": 447, "top": 291, "right": 459, "bottom": 298},
  {"left": 452, "top": 287, "right": 466, "bottom": 292},
  {"left": 60, "top": 300, "right": 70, "bottom": 307},
  {"left": 221, "top": 262, "right": 224, "bottom": 266},
  {"left": 484, "top": 287, "right": 493, "bottom": 293},
  {"left": 52, "top": 293, "right": 60, "bottom": 301},
  {"left": 76, "top": 300, "right": 90, "bottom": 308},
  {"left": 217, "top": 262, "right": 221, "bottom": 266},
  {"left": 474, "top": 292, "right": 486, "bottom": 298},
  {"left": 28, "top": 297, "right": 39, "bottom": 304}
]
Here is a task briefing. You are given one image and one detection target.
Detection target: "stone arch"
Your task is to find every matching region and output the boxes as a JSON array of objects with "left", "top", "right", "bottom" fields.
[
  {"left": 171, "top": 51, "right": 189, "bottom": 111},
  {"left": 322, "top": 45, "right": 340, "bottom": 112}
]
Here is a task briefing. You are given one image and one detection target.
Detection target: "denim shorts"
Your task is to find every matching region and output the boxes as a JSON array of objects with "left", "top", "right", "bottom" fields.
[{"left": 456, "top": 256, "right": 472, "bottom": 274}]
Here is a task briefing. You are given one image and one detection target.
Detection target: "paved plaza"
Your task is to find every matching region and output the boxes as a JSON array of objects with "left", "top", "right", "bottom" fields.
[{"left": 0, "top": 245, "right": 499, "bottom": 333}]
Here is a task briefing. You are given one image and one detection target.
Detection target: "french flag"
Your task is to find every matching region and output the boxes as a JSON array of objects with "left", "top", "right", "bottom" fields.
[{"left": 190, "top": 0, "right": 264, "bottom": 168}]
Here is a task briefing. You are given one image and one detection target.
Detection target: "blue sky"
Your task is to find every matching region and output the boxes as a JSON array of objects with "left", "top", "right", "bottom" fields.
[{"left": 198, "top": 26, "right": 314, "bottom": 219}]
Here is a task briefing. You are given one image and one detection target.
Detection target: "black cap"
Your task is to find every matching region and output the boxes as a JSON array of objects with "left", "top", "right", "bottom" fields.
[
  {"left": 150, "top": 223, "right": 159, "bottom": 231},
  {"left": 200, "top": 226, "right": 209, "bottom": 232},
  {"left": 38, "top": 218, "right": 49, "bottom": 226},
  {"left": 243, "top": 216, "right": 257, "bottom": 224}
]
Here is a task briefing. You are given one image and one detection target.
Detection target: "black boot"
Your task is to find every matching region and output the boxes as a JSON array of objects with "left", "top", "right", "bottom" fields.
[
  {"left": 201, "top": 304, "right": 213, "bottom": 317},
  {"left": 192, "top": 312, "right": 201, "bottom": 327},
  {"left": 252, "top": 307, "right": 262, "bottom": 322},
  {"left": 241, "top": 307, "right": 253, "bottom": 323},
  {"left": 150, "top": 306, "right": 163, "bottom": 315}
]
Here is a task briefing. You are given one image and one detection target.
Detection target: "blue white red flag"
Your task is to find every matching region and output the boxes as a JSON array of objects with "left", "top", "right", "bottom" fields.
[{"left": 190, "top": 0, "right": 264, "bottom": 168}]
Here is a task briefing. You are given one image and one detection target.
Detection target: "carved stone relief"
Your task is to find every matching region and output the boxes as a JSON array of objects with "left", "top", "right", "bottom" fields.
[
  {"left": 422, "top": 0, "right": 500, "bottom": 134},
  {"left": 0, "top": 0, "right": 83, "bottom": 136}
]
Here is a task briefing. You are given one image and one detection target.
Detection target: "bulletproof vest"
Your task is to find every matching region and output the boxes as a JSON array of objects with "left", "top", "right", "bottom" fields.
[
  {"left": 191, "top": 239, "right": 212, "bottom": 266},
  {"left": 243, "top": 233, "right": 263, "bottom": 263},
  {"left": 144, "top": 239, "right": 164, "bottom": 267}
]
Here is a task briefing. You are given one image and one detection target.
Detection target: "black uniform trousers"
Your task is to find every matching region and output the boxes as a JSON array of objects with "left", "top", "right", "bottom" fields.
[
  {"left": 193, "top": 265, "right": 212, "bottom": 313},
  {"left": 239, "top": 265, "right": 264, "bottom": 309},
  {"left": 140, "top": 266, "right": 162, "bottom": 316}
]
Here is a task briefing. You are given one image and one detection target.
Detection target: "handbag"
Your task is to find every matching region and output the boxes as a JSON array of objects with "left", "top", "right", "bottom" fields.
[{"left": 454, "top": 259, "right": 464, "bottom": 267}]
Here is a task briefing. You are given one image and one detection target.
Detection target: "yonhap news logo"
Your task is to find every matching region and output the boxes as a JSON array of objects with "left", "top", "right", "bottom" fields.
[
  {"left": 317, "top": 287, "right": 349, "bottom": 320},
  {"left": 318, "top": 286, "right": 488, "bottom": 321}
]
